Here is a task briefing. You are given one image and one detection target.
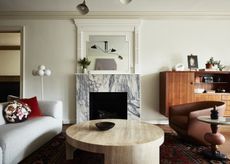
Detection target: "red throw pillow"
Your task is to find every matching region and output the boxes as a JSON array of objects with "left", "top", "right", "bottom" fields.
[{"left": 19, "top": 96, "right": 42, "bottom": 118}]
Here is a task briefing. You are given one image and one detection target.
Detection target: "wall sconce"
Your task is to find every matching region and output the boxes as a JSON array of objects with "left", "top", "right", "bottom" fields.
[
  {"left": 91, "top": 41, "right": 123, "bottom": 60},
  {"left": 32, "top": 65, "right": 51, "bottom": 100}
]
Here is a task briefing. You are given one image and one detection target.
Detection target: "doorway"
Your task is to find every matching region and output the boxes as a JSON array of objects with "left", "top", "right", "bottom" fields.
[{"left": 0, "top": 27, "right": 24, "bottom": 102}]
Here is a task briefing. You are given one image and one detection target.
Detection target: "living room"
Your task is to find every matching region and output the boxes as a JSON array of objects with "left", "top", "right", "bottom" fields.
[{"left": 0, "top": 0, "right": 230, "bottom": 163}]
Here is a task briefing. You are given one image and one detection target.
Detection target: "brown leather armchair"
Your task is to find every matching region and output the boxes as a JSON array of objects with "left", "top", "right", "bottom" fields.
[{"left": 169, "top": 101, "right": 225, "bottom": 145}]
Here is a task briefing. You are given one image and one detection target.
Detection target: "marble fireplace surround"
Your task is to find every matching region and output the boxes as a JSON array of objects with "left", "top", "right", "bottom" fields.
[{"left": 76, "top": 74, "right": 140, "bottom": 123}]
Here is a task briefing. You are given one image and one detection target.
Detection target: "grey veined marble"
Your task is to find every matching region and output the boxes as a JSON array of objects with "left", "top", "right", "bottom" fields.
[{"left": 76, "top": 74, "right": 140, "bottom": 123}]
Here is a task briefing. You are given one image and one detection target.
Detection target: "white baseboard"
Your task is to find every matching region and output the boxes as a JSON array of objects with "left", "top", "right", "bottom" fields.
[
  {"left": 142, "top": 118, "right": 169, "bottom": 125},
  {"left": 62, "top": 119, "right": 75, "bottom": 124}
]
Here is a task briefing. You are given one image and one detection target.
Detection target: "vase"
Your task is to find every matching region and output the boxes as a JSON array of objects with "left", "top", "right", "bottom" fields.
[
  {"left": 83, "top": 68, "right": 88, "bottom": 74},
  {"left": 210, "top": 106, "right": 219, "bottom": 119},
  {"left": 206, "top": 63, "right": 213, "bottom": 69}
]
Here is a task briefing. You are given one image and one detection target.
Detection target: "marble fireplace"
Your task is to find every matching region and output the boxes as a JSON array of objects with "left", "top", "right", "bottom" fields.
[{"left": 76, "top": 74, "right": 140, "bottom": 123}]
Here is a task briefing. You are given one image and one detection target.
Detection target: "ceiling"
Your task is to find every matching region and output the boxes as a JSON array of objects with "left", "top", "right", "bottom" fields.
[{"left": 0, "top": 0, "right": 230, "bottom": 12}]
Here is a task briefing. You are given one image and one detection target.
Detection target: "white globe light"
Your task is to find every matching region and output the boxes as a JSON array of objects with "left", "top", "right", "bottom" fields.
[
  {"left": 32, "top": 70, "right": 38, "bottom": 76},
  {"left": 120, "top": 0, "right": 132, "bottom": 4},
  {"left": 44, "top": 69, "right": 51, "bottom": 76},
  {"left": 38, "top": 69, "right": 45, "bottom": 76},
  {"left": 38, "top": 65, "right": 46, "bottom": 70}
]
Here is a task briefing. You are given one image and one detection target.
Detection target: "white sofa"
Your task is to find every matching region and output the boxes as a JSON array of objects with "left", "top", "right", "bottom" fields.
[{"left": 0, "top": 100, "right": 63, "bottom": 164}]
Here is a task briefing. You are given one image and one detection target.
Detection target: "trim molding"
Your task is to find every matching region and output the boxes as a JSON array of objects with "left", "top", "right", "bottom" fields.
[{"left": 1, "top": 11, "right": 230, "bottom": 19}]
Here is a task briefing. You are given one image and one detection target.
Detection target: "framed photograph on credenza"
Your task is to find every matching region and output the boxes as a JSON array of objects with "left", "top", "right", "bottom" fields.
[{"left": 187, "top": 54, "right": 198, "bottom": 70}]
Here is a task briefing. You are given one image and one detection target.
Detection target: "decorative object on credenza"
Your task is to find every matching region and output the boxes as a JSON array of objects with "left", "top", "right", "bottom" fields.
[
  {"left": 205, "top": 57, "right": 225, "bottom": 71},
  {"left": 216, "top": 61, "right": 225, "bottom": 71},
  {"left": 173, "top": 63, "right": 185, "bottom": 71},
  {"left": 76, "top": 0, "right": 89, "bottom": 15},
  {"left": 32, "top": 65, "right": 52, "bottom": 100},
  {"left": 78, "top": 57, "right": 91, "bottom": 73},
  {"left": 210, "top": 106, "right": 219, "bottom": 119},
  {"left": 206, "top": 57, "right": 216, "bottom": 69},
  {"left": 95, "top": 121, "right": 115, "bottom": 131},
  {"left": 187, "top": 54, "right": 198, "bottom": 70}
]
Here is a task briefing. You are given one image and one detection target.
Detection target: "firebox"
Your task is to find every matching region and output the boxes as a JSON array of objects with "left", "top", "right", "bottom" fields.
[{"left": 89, "top": 92, "right": 127, "bottom": 120}]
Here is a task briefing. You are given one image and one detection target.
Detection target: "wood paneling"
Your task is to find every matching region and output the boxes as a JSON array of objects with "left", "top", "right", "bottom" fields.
[{"left": 160, "top": 71, "right": 194, "bottom": 116}]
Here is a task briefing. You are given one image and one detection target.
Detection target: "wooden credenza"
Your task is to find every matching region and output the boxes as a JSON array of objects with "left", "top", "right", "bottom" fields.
[{"left": 160, "top": 71, "right": 230, "bottom": 117}]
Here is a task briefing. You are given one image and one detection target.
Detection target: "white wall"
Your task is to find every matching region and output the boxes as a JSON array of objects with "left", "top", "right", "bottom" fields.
[{"left": 1, "top": 18, "right": 230, "bottom": 123}]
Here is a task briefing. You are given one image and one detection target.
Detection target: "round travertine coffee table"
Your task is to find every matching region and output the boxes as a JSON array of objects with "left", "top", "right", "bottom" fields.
[{"left": 66, "top": 119, "right": 164, "bottom": 164}]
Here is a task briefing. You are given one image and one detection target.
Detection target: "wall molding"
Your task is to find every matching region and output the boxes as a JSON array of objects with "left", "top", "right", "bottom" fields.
[{"left": 1, "top": 11, "right": 230, "bottom": 20}]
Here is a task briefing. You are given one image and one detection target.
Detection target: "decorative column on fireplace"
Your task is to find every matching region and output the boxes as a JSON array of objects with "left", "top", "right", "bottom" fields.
[{"left": 76, "top": 74, "right": 140, "bottom": 123}]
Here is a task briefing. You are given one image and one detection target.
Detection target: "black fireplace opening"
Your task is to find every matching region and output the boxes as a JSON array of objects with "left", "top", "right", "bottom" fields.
[{"left": 90, "top": 92, "right": 127, "bottom": 120}]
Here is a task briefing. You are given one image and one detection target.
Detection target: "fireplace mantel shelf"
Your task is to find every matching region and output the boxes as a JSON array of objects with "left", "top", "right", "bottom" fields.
[{"left": 75, "top": 72, "right": 140, "bottom": 75}]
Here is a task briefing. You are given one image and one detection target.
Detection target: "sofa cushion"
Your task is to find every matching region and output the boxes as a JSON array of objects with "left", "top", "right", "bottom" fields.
[
  {"left": 3, "top": 101, "right": 31, "bottom": 123},
  {"left": 19, "top": 96, "right": 42, "bottom": 118}
]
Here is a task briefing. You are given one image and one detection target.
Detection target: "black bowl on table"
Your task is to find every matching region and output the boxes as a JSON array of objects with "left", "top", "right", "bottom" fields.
[{"left": 95, "top": 121, "right": 115, "bottom": 131}]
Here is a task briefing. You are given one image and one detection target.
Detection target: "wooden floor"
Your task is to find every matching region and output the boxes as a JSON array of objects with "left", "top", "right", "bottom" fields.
[
  {"left": 219, "top": 126, "right": 230, "bottom": 159},
  {"left": 64, "top": 124, "right": 230, "bottom": 159}
]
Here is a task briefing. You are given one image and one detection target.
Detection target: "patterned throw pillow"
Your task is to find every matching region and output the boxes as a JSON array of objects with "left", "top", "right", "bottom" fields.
[{"left": 3, "top": 101, "right": 31, "bottom": 123}]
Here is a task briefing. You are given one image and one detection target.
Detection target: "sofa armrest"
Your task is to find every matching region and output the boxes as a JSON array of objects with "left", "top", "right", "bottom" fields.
[
  {"left": 38, "top": 100, "right": 63, "bottom": 122},
  {"left": 0, "top": 146, "right": 2, "bottom": 164}
]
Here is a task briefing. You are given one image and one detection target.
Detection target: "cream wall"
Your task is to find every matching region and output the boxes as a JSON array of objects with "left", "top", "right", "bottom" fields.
[
  {"left": 140, "top": 19, "right": 230, "bottom": 122},
  {"left": 0, "top": 20, "right": 76, "bottom": 123},
  {"left": 1, "top": 18, "right": 230, "bottom": 123}
]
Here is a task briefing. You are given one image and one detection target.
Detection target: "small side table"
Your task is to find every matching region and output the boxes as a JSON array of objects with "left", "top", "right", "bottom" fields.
[{"left": 197, "top": 116, "right": 230, "bottom": 161}]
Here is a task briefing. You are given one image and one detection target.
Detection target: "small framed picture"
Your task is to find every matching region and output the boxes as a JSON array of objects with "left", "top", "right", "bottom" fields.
[{"left": 187, "top": 54, "right": 198, "bottom": 69}]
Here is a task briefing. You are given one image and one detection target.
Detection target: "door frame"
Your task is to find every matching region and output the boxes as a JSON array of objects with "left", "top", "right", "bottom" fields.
[{"left": 0, "top": 26, "right": 25, "bottom": 98}]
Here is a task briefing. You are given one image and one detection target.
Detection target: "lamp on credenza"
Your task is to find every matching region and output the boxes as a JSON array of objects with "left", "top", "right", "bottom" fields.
[{"left": 32, "top": 65, "right": 51, "bottom": 100}]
